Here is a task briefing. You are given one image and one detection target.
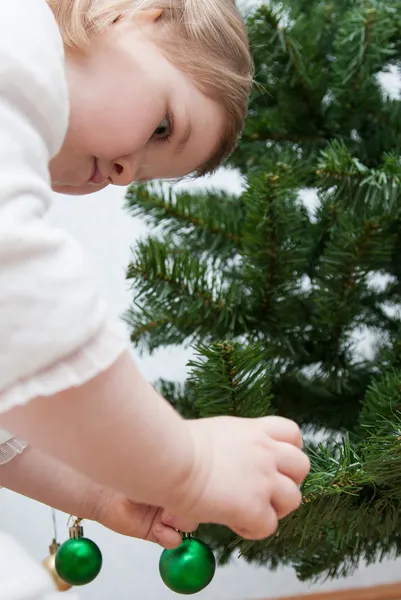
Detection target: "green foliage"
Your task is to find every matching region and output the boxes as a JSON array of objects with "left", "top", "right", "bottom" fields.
[
  {"left": 232, "top": 429, "right": 401, "bottom": 581},
  {"left": 126, "top": 185, "right": 243, "bottom": 260},
  {"left": 124, "top": 237, "right": 248, "bottom": 351},
  {"left": 188, "top": 342, "right": 273, "bottom": 419},
  {"left": 124, "top": 0, "right": 401, "bottom": 583}
]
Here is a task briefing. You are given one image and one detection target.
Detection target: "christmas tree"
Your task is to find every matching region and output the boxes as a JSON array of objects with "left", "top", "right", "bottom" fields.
[{"left": 124, "top": 0, "right": 401, "bottom": 583}]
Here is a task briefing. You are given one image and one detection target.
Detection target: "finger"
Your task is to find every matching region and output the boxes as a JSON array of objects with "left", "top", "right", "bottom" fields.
[
  {"left": 152, "top": 523, "right": 184, "bottom": 549},
  {"left": 261, "top": 416, "right": 303, "bottom": 448},
  {"left": 274, "top": 442, "right": 310, "bottom": 484},
  {"left": 231, "top": 506, "right": 278, "bottom": 541},
  {"left": 161, "top": 511, "right": 198, "bottom": 533},
  {"left": 271, "top": 474, "right": 302, "bottom": 519}
]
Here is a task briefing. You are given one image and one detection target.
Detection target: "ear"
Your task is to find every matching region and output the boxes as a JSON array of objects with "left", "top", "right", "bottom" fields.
[{"left": 134, "top": 8, "right": 163, "bottom": 23}]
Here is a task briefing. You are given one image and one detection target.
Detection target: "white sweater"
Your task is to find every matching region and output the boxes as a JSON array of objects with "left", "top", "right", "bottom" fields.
[
  {"left": 0, "top": 2, "right": 129, "bottom": 597},
  {"left": 0, "top": 1, "right": 129, "bottom": 458}
]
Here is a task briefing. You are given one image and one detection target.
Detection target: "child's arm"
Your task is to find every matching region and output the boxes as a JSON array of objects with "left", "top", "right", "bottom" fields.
[
  {"left": 1, "top": 352, "right": 199, "bottom": 516},
  {"left": 0, "top": 445, "right": 106, "bottom": 520},
  {"left": 1, "top": 351, "right": 310, "bottom": 540},
  {"left": 0, "top": 444, "right": 197, "bottom": 549}
]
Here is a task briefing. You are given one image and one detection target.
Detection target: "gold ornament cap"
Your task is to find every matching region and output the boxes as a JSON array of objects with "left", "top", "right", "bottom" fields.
[
  {"left": 49, "top": 539, "right": 59, "bottom": 555},
  {"left": 69, "top": 518, "right": 84, "bottom": 539},
  {"left": 42, "top": 539, "right": 72, "bottom": 593}
]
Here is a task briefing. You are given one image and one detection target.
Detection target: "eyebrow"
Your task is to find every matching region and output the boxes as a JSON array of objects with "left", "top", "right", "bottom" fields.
[{"left": 175, "top": 120, "right": 192, "bottom": 155}]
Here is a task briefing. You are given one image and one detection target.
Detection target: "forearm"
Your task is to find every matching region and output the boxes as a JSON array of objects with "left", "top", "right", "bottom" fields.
[
  {"left": 0, "top": 445, "right": 103, "bottom": 519},
  {"left": 0, "top": 352, "right": 194, "bottom": 511}
]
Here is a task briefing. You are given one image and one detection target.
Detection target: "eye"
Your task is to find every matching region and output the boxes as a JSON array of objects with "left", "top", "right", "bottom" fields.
[
  {"left": 152, "top": 112, "right": 174, "bottom": 144},
  {"left": 154, "top": 118, "right": 169, "bottom": 138}
]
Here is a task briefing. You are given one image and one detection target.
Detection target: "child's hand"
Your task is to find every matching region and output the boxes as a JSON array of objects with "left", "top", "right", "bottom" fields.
[
  {"left": 176, "top": 416, "right": 310, "bottom": 540},
  {"left": 94, "top": 492, "right": 198, "bottom": 549}
]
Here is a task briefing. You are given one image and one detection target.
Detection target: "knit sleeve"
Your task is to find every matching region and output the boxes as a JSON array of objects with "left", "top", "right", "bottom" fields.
[{"left": 0, "top": 0, "right": 128, "bottom": 415}]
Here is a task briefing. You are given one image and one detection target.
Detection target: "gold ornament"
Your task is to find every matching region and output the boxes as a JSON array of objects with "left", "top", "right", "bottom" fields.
[{"left": 42, "top": 539, "right": 73, "bottom": 592}]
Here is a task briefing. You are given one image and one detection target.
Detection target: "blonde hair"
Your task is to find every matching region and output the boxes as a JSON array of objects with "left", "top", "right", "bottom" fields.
[{"left": 47, "top": 0, "right": 253, "bottom": 176}]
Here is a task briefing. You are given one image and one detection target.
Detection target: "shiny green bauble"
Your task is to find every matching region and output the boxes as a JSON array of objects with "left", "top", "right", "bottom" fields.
[
  {"left": 55, "top": 538, "right": 102, "bottom": 586},
  {"left": 159, "top": 537, "right": 216, "bottom": 595}
]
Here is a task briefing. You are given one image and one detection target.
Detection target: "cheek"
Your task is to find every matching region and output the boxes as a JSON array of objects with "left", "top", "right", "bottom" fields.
[{"left": 69, "top": 83, "right": 162, "bottom": 159}]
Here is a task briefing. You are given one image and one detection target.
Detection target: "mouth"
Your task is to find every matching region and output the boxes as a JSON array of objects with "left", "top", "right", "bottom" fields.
[{"left": 88, "top": 158, "right": 106, "bottom": 184}]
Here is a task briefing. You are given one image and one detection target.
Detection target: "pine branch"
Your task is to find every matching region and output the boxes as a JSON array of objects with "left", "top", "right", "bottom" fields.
[
  {"left": 188, "top": 341, "right": 273, "bottom": 418},
  {"left": 242, "top": 5, "right": 329, "bottom": 150},
  {"left": 332, "top": 4, "right": 397, "bottom": 93},
  {"left": 316, "top": 140, "right": 370, "bottom": 183},
  {"left": 250, "top": 5, "right": 315, "bottom": 92},
  {"left": 307, "top": 218, "right": 379, "bottom": 365},
  {"left": 124, "top": 307, "right": 183, "bottom": 352},
  {"left": 125, "top": 238, "right": 250, "bottom": 350},
  {"left": 203, "top": 426, "right": 401, "bottom": 580},
  {"left": 241, "top": 131, "right": 326, "bottom": 144},
  {"left": 306, "top": 196, "right": 338, "bottom": 279},
  {"left": 271, "top": 367, "right": 373, "bottom": 432},
  {"left": 125, "top": 184, "right": 243, "bottom": 259},
  {"left": 127, "top": 237, "right": 225, "bottom": 310},
  {"left": 229, "top": 141, "right": 319, "bottom": 188},
  {"left": 241, "top": 167, "right": 311, "bottom": 321},
  {"left": 317, "top": 142, "right": 401, "bottom": 200},
  {"left": 360, "top": 371, "right": 401, "bottom": 436}
]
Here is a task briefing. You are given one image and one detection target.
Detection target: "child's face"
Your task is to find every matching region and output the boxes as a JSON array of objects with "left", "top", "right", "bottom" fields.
[{"left": 50, "top": 13, "right": 224, "bottom": 190}]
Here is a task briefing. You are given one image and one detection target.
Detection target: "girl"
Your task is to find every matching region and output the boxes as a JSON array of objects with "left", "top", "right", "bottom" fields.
[{"left": 0, "top": 1, "right": 310, "bottom": 597}]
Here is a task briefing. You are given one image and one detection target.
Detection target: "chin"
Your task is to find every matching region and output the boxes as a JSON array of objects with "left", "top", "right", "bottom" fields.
[{"left": 52, "top": 182, "right": 79, "bottom": 194}]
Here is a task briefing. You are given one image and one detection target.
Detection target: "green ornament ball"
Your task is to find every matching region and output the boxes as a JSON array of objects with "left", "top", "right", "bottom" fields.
[
  {"left": 159, "top": 537, "right": 216, "bottom": 595},
  {"left": 55, "top": 537, "right": 102, "bottom": 586}
]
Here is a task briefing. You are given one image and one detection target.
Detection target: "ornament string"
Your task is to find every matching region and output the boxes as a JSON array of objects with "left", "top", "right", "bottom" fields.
[{"left": 51, "top": 508, "right": 58, "bottom": 543}]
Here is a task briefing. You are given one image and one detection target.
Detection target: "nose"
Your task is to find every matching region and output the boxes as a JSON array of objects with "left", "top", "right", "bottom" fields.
[{"left": 109, "top": 157, "right": 136, "bottom": 186}]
